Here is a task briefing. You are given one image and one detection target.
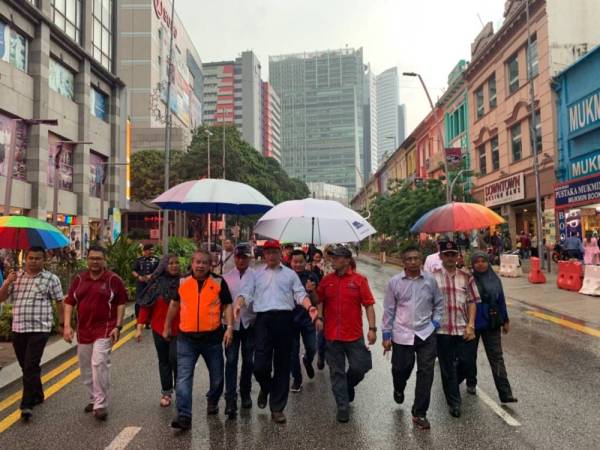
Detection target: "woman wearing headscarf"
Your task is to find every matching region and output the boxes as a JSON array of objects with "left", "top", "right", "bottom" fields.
[
  {"left": 462, "top": 251, "right": 517, "bottom": 404},
  {"left": 135, "top": 254, "right": 181, "bottom": 407}
]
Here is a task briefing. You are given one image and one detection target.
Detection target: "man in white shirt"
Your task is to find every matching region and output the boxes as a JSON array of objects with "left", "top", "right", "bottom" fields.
[
  {"left": 423, "top": 238, "right": 447, "bottom": 273},
  {"left": 220, "top": 239, "right": 236, "bottom": 275}
]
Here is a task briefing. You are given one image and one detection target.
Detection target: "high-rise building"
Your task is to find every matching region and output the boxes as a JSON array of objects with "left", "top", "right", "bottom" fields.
[
  {"left": 117, "top": 0, "right": 203, "bottom": 152},
  {"left": 398, "top": 104, "right": 407, "bottom": 144},
  {"left": 363, "top": 65, "right": 378, "bottom": 175},
  {"left": 269, "top": 48, "right": 364, "bottom": 193},
  {"left": 203, "top": 51, "right": 263, "bottom": 152},
  {"left": 376, "top": 67, "right": 400, "bottom": 166},
  {"left": 262, "top": 82, "right": 282, "bottom": 163}
]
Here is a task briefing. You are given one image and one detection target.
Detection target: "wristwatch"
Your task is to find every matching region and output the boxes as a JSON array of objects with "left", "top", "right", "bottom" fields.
[{"left": 369, "top": 326, "right": 377, "bottom": 332}]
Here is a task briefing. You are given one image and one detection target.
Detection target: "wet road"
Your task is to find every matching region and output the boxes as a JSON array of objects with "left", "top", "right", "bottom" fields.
[{"left": 1, "top": 260, "right": 599, "bottom": 449}]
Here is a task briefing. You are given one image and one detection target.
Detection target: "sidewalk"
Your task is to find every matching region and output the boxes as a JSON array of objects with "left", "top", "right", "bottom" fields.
[{"left": 358, "top": 253, "right": 600, "bottom": 329}]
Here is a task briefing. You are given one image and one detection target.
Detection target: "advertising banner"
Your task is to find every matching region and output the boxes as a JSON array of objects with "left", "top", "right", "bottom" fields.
[
  {"left": 484, "top": 173, "right": 525, "bottom": 207},
  {"left": 0, "top": 114, "right": 28, "bottom": 180},
  {"left": 445, "top": 147, "right": 462, "bottom": 169},
  {"left": 554, "top": 173, "right": 600, "bottom": 209}
]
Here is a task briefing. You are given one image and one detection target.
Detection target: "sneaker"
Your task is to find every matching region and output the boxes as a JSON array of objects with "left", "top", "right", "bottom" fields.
[
  {"left": 171, "top": 415, "right": 191, "bottom": 430},
  {"left": 303, "top": 356, "right": 315, "bottom": 379},
  {"left": 20, "top": 408, "right": 33, "bottom": 421},
  {"left": 449, "top": 406, "right": 461, "bottom": 418},
  {"left": 93, "top": 408, "right": 108, "bottom": 421},
  {"left": 290, "top": 379, "right": 303, "bottom": 393},
  {"left": 347, "top": 385, "right": 355, "bottom": 403},
  {"left": 84, "top": 403, "right": 94, "bottom": 413},
  {"left": 225, "top": 399, "right": 237, "bottom": 418},
  {"left": 336, "top": 408, "right": 350, "bottom": 423},
  {"left": 317, "top": 356, "right": 325, "bottom": 371},
  {"left": 393, "top": 390, "right": 404, "bottom": 404},
  {"left": 241, "top": 395, "right": 252, "bottom": 409},
  {"left": 207, "top": 403, "right": 219, "bottom": 415},
  {"left": 412, "top": 415, "right": 431, "bottom": 430},
  {"left": 257, "top": 390, "right": 268, "bottom": 409},
  {"left": 467, "top": 385, "right": 477, "bottom": 395},
  {"left": 271, "top": 411, "right": 286, "bottom": 424}
]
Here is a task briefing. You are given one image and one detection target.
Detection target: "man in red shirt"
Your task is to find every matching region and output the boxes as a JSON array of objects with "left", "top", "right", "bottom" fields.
[
  {"left": 316, "top": 246, "right": 377, "bottom": 423},
  {"left": 63, "top": 245, "right": 128, "bottom": 421}
]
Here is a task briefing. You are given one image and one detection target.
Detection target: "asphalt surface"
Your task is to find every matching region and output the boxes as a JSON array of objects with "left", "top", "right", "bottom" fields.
[{"left": 1, "top": 260, "right": 599, "bottom": 450}]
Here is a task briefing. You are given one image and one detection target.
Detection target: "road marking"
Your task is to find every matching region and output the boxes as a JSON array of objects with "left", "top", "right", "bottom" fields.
[
  {"left": 526, "top": 311, "right": 600, "bottom": 338},
  {"left": 104, "top": 426, "right": 142, "bottom": 450},
  {"left": 477, "top": 388, "right": 521, "bottom": 427},
  {"left": 0, "top": 319, "right": 137, "bottom": 413},
  {"left": 0, "top": 329, "right": 136, "bottom": 434}
]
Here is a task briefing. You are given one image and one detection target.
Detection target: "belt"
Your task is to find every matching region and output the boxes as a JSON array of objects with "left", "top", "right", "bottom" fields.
[{"left": 257, "top": 310, "right": 293, "bottom": 315}]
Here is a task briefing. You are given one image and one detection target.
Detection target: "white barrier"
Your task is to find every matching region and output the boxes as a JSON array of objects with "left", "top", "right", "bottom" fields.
[
  {"left": 579, "top": 264, "right": 600, "bottom": 296},
  {"left": 499, "top": 254, "right": 521, "bottom": 278}
]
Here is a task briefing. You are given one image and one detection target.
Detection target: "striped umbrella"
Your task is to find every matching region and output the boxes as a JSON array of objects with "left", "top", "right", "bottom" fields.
[
  {"left": 0, "top": 216, "right": 70, "bottom": 249},
  {"left": 410, "top": 202, "right": 506, "bottom": 234}
]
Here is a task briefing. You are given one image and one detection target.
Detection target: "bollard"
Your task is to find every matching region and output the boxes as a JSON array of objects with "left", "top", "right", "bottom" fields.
[{"left": 528, "top": 257, "right": 546, "bottom": 283}]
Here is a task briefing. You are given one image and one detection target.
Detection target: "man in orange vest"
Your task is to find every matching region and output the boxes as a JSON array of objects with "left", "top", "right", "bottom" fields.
[{"left": 164, "top": 250, "right": 234, "bottom": 431}]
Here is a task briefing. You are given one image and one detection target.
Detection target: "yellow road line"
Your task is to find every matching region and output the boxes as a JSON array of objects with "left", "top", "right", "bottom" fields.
[
  {"left": 0, "top": 319, "right": 136, "bottom": 414},
  {"left": 526, "top": 311, "right": 600, "bottom": 337}
]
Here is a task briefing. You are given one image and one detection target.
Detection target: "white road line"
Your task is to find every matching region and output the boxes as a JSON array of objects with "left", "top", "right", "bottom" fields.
[
  {"left": 477, "top": 388, "right": 521, "bottom": 427},
  {"left": 104, "top": 427, "right": 142, "bottom": 450}
]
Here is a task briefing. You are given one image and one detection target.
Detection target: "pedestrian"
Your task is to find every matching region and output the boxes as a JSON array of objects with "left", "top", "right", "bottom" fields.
[
  {"left": 315, "top": 245, "right": 377, "bottom": 423},
  {"left": 220, "top": 239, "right": 236, "bottom": 275},
  {"left": 132, "top": 243, "right": 160, "bottom": 318},
  {"left": 234, "top": 240, "right": 317, "bottom": 424},
  {"left": 0, "top": 247, "right": 64, "bottom": 421},
  {"left": 583, "top": 232, "right": 599, "bottom": 265},
  {"left": 63, "top": 245, "right": 128, "bottom": 421},
  {"left": 281, "top": 243, "right": 294, "bottom": 267},
  {"left": 289, "top": 250, "right": 319, "bottom": 393},
  {"left": 222, "top": 244, "right": 256, "bottom": 417},
  {"left": 382, "top": 245, "right": 444, "bottom": 430},
  {"left": 423, "top": 237, "right": 446, "bottom": 273},
  {"left": 461, "top": 252, "right": 518, "bottom": 404},
  {"left": 564, "top": 231, "right": 584, "bottom": 260},
  {"left": 164, "top": 250, "right": 234, "bottom": 430},
  {"left": 311, "top": 249, "right": 325, "bottom": 281},
  {"left": 430, "top": 240, "right": 479, "bottom": 418},
  {"left": 135, "top": 254, "right": 181, "bottom": 408}
]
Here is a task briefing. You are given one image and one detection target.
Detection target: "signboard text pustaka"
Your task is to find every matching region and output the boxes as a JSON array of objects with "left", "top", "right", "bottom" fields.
[
  {"left": 154, "top": 0, "right": 178, "bottom": 39},
  {"left": 484, "top": 173, "right": 525, "bottom": 207}
]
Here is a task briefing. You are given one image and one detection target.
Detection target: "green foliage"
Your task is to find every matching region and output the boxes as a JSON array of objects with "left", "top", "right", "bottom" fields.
[
  {"left": 0, "top": 304, "right": 12, "bottom": 341},
  {"left": 130, "top": 150, "right": 184, "bottom": 201},
  {"left": 46, "top": 253, "right": 87, "bottom": 293},
  {"left": 158, "top": 236, "right": 197, "bottom": 270},
  {"left": 105, "top": 235, "right": 141, "bottom": 293}
]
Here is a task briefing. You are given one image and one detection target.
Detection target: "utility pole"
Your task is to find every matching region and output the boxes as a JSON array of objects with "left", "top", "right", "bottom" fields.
[{"left": 205, "top": 129, "right": 213, "bottom": 248}]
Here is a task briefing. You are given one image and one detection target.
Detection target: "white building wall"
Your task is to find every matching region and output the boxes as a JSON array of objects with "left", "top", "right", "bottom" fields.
[{"left": 376, "top": 67, "right": 400, "bottom": 167}]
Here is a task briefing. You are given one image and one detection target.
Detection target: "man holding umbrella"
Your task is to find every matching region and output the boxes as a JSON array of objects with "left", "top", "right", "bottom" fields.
[{"left": 234, "top": 240, "right": 317, "bottom": 424}]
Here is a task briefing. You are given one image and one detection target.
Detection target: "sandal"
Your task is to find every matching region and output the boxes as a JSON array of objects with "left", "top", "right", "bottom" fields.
[{"left": 160, "top": 394, "right": 172, "bottom": 407}]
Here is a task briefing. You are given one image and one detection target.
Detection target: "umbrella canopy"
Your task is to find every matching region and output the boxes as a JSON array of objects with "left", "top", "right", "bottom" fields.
[
  {"left": 410, "top": 202, "right": 506, "bottom": 234},
  {"left": 152, "top": 179, "right": 273, "bottom": 215},
  {"left": 0, "top": 216, "right": 70, "bottom": 249},
  {"left": 254, "top": 198, "right": 376, "bottom": 245}
]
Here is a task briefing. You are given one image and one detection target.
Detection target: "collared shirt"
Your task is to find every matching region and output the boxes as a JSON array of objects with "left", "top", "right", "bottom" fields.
[
  {"left": 423, "top": 252, "right": 443, "bottom": 273},
  {"left": 221, "top": 250, "right": 236, "bottom": 275},
  {"left": 65, "top": 270, "right": 128, "bottom": 344},
  {"left": 316, "top": 268, "right": 375, "bottom": 342},
  {"left": 432, "top": 267, "right": 480, "bottom": 336},
  {"left": 564, "top": 236, "right": 584, "bottom": 252},
  {"left": 382, "top": 271, "right": 444, "bottom": 345},
  {"left": 9, "top": 270, "right": 64, "bottom": 333},
  {"left": 238, "top": 263, "right": 307, "bottom": 312},
  {"left": 223, "top": 267, "right": 256, "bottom": 330}
]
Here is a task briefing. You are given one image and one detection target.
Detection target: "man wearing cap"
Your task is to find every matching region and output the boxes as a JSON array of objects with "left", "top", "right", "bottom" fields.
[
  {"left": 132, "top": 243, "right": 160, "bottom": 318},
  {"left": 431, "top": 240, "right": 480, "bottom": 418},
  {"left": 315, "top": 246, "right": 377, "bottom": 423},
  {"left": 222, "top": 244, "right": 256, "bottom": 417},
  {"left": 234, "top": 240, "right": 317, "bottom": 424},
  {"left": 423, "top": 238, "right": 447, "bottom": 273}
]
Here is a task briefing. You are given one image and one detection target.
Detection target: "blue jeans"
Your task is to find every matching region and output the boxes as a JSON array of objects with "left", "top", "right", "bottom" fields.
[
  {"left": 290, "top": 307, "right": 317, "bottom": 384},
  {"left": 176, "top": 332, "right": 224, "bottom": 419},
  {"left": 225, "top": 325, "right": 255, "bottom": 401}
]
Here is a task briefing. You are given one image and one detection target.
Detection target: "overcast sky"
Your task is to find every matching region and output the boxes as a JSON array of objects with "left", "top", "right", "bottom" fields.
[{"left": 177, "top": 0, "right": 506, "bottom": 134}]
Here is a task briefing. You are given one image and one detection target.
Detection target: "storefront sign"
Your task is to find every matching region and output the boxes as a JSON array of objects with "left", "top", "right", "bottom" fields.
[
  {"left": 555, "top": 173, "right": 600, "bottom": 209},
  {"left": 445, "top": 147, "right": 462, "bottom": 169},
  {"left": 570, "top": 151, "right": 600, "bottom": 178},
  {"left": 484, "top": 173, "right": 525, "bottom": 207},
  {"left": 154, "top": 0, "right": 178, "bottom": 39},
  {"left": 568, "top": 89, "right": 600, "bottom": 136}
]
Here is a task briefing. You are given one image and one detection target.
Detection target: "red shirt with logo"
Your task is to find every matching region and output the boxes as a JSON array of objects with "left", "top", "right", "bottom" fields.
[
  {"left": 316, "top": 268, "right": 375, "bottom": 342},
  {"left": 65, "top": 270, "right": 128, "bottom": 344}
]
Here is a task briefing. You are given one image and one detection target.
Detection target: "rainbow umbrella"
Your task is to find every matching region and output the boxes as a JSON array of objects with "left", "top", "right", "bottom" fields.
[
  {"left": 0, "top": 216, "right": 70, "bottom": 249},
  {"left": 410, "top": 202, "right": 506, "bottom": 234}
]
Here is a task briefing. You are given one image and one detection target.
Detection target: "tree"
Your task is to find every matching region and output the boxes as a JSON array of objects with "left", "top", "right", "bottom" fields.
[{"left": 130, "top": 150, "right": 183, "bottom": 202}]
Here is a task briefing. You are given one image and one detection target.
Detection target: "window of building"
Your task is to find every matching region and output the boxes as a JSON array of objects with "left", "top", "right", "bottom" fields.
[
  {"left": 92, "top": 0, "right": 112, "bottom": 70},
  {"left": 507, "top": 53, "right": 519, "bottom": 94},
  {"left": 531, "top": 110, "right": 542, "bottom": 153},
  {"left": 89, "top": 151, "right": 107, "bottom": 198},
  {"left": 49, "top": 58, "right": 75, "bottom": 99},
  {"left": 527, "top": 35, "right": 539, "bottom": 79},
  {"left": 475, "top": 87, "right": 484, "bottom": 119},
  {"left": 511, "top": 123, "right": 522, "bottom": 161},
  {"left": 491, "top": 136, "right": 499, "bottom": 171},
  {"left": 488, "top": 74, "right": 497, "bottom": 109},
  {"left": 478, "top": 144, "right": 487, "bottom": 175},
  {"left": 51, "top": 0, "right": 82, "bottom": 43},
  {"left": 0, "top": 20, "right": 28, "bottom": 72},
  {"left": 90, "top": 87, "right": 108, "bottom": 121}
]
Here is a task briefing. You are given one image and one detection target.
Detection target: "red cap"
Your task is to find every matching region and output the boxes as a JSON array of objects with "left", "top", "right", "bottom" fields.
[{"left": 263, "top": 240, "right": 281, "bottom": 250}]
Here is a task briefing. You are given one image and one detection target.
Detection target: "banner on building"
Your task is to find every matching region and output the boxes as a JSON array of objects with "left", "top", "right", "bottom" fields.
[
  {"left": 445, "top": 147, "right": 462, "bottom": 169},
  {"left": 484, "top": 173, "right": 525, "bottom": 207},
  {"left": 555, "top": 173, "right": 600, "bottom": 209}
]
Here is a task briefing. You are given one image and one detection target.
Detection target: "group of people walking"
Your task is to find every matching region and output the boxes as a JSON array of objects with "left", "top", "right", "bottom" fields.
[{"left": 0, "top": 236, "right": 517, "bottom": 431}]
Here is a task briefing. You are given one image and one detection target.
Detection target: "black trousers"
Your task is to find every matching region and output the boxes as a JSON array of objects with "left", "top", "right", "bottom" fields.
[
  {"left": 253, "top": 311, "right": 293, "bottom": 413},
  {"left": 391, "top": 334, "right": 437, "bottom": 417},
  {"left": 12, "top": 332, "right": 50, "bottom": 409},
  {"left": 461, "top": 328, "right": 514, "bottom": 400},
  {"left": 152, "top": 331, "right": 177, "bottom": 394},
  {"left": 436, "top": 334, "right": 468, "bottom": 409},
  {"left": 225, "top": 325, "right": 255, "bottom": 401}
]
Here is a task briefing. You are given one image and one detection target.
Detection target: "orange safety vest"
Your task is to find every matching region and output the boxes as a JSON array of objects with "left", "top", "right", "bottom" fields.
[{"left": 178, "top": 274, "right": 223, "bottom": 333}]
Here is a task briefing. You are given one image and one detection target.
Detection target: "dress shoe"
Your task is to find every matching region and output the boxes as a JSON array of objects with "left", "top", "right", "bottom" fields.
[
  {"left": 271, "top": 411, "right": 286, "bottom": 424},
  {"left": 171, "top": 415, "right": 191, "bottom": 430},
  {"left": 336, "top": 408, "right": 350, "bottom": 423},
  {"left": 257, "top": 390, "right": 268, "bottom": 409},
  {"left": 394, "top": 390, "right": 404, "bottom": 404}
]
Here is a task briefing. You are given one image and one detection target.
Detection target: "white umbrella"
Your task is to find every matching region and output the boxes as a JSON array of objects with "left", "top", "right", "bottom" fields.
[{"left": 254, "top": 198, "right": 376, "bottom": 245}]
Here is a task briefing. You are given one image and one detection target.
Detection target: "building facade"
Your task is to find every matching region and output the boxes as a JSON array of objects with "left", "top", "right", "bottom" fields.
[
  {"left": 262, "top": 81, "right": 282, "bottom": 163},
  {"left": 0, "top": 0, "right": 125, "bottom": 245},
  {"left": 117, "top": 0, "right": 203, "bottom": 153},
  {"left": 203, "top": 51, "right": 263, "bottom": 152},
  {"left": 363, "top": 64, "right": 378, "bottom": 175},
  {"left": 306, "top": 181, "right": 349, "bottom": 206},
  {"left": 269, "top": 48, "right": 364, "bottom": 193},
  {"left": 376, "top": 67, "right": 400, "bottom": 166},
  {"left": 398, "top": 104, "right": 407, "bottom": 145}
]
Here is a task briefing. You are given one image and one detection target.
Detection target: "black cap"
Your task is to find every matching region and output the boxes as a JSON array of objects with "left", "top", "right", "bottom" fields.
[
  {"left": 234, "top": 244, "right": 252, "bottom": 257},
  {"left": 143, "top": 243, "right": 154, "bottom": 251},
  {"left": 331, "top": 246, "right": 353, "bottom": 258},
  {"left": 439, "top": 241, "right": 459, "bottom": 253}
]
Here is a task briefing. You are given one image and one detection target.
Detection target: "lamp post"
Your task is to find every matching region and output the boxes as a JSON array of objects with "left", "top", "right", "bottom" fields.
[
  {"left": 52, "top": 141, "right": 92, "bottom": 226},
  {"left": 3, "top": 118, "right": 58, "bottom": 216},
  {"left": 402, "top": 72, "right": 451, "bottom": 203},
  {"left": 449, "top": 169, "right": 474, "bottom": 201},
  {"left": 205, "top": 129, "right": 213, "bottom": 247}
]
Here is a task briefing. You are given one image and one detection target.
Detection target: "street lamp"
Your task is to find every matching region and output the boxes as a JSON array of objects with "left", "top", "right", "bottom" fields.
[
  {"left": 449, "top": 169, "right": 474, "bottom": 200},
  {"left": 205, "top": 129, "right": 213, "bottom": 247},
  {"left": 3, "top": 118, "right": 58, "bottom": 216},
  {"left": 52, "top": 140, "right": 92, "bottom": 226},
  {"left": 402, "top": 72, "right": 451, "bottom": 203}
]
